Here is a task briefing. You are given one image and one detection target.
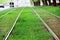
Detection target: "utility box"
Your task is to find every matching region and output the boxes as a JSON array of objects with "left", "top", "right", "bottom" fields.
[{"left": 9, "top": 2, "right": 14, "bottom": 7}]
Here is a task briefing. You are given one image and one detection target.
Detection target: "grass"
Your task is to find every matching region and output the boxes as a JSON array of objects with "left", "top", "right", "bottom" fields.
[
  {"left": 33, "top": 6, "right": 60, "bottom": 38},
  {"left": 0, "top": 8, "right": 15, "bottom": 16},
  {"left": 0, "top": 7, "right": 22, "bottom": 40},
  {"left": 0, "top": 0, "right": 3, "bottom": 3},
  {"left": 36, "top": 6, "right": 60, "bottom": 17},
  {"left": 8, "top": 7, "right": 53, "bottom": 40}
]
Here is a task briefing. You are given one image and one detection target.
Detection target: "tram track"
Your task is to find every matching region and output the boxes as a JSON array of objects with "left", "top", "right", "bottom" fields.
[{"left": 32, "top": 8, "right": 60, "bottom": 40}]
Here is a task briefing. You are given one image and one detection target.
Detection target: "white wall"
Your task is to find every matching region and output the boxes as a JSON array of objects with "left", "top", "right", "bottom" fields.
[{"left": 14, "top": 0, "right": 32, "bottom": 7}]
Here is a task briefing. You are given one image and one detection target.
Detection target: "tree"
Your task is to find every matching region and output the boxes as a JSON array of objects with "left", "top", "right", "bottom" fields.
[
  {"left": 32, "top": 0, "right": 36, "bottom": 6},
  {"left": 37, "top": 0, "right": 40, "bottom": 6},
  {"left": 32, "top": 0, "right": 40, "bottom": 6},
  {"left": 53, "top": 0, "right": 56, "bottom": 6},
  {"left": 42, "top": 0, "right": 48, "bottom": 5},
  {"left": 59, "top": 0, "right": 60, "bottom": 5},
  {"left": 59, "top": 0, "right": 60, "bottom": 2},
  {"left": 59, "top": 0, "right": 60, "bottom": 8},
  {"left": 48, "top": 0, "right": 51, "bottom": 5}
]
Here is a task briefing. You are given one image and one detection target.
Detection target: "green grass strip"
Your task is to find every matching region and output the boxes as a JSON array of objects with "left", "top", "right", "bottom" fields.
[
  {"left": 0, "top": 8, "right": 16, "bottom": 16},
  {"left": 35, "top": 6, "right": 60, "bottom": 17},
  {"left": 33, "top": 6, "right": 60, "bottom": 39},
  {"left": 0, "top": 7, "right": 22, "bottom": 40},
  {"left": 8, "top": 7, "right": 53, "bottom": 40}
]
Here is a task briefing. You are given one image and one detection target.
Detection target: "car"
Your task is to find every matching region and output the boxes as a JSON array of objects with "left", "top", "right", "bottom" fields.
[{"left": 0, "top": 4, "right": 4, "bottom": 8}]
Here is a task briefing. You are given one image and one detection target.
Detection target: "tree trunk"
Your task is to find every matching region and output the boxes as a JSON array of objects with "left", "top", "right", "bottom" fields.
[
  {"left": 42, "top": 0, "right": 44, "bottom": 5},
  {"left": 32, "top": 0, "right": 36, "bottom": 6},
  {"left": 59, "top": 0, "right": 60, "bottom": 5},
  {"left": 59, "top": 0, "right": 60, "bottom": 2},
  {"left": 38, "top": 0, "right": 40, "bottom": 6},
  {"left": 53, "top": 0, "right": 56, "bottom": 6},
  {"left": 42, "top": 0, "right": 48, "bottom": 5},
  {"left": 59, "top": 0, "right": 60, "bottom": 7},
  {"left": 45, "top": 0, "right": 48, "bottom": 5},
  {"left": 33, "top": 0, "right": 40, "bottom": 6},
  {"left": 32, "top": 0, "right": 35, "bottom": 6},
  {"left": 48, "top": 0, "right": 51, "bottom": 5}
]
